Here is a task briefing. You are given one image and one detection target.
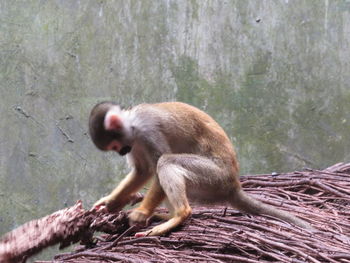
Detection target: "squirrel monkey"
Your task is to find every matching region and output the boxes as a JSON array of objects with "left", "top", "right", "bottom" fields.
[{"left": 89, "top": 102, "right": 312, "bottom": 237}]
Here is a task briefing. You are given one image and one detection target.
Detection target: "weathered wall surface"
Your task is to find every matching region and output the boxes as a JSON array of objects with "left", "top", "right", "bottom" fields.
[{"left": 1, "top": 0, "right": 350, "bottom": 243}]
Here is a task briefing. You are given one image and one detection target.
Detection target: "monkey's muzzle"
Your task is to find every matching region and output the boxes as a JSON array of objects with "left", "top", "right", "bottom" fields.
[{"left": 119, "top": 145, "right": 132, "bottom": 156}]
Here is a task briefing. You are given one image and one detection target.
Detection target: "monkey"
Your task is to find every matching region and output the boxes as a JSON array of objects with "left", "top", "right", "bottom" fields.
[{"left": 89, "top": 101, "right": 313, "bottom": 237}]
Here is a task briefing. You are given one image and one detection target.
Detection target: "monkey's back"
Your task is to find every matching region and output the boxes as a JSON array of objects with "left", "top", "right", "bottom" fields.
[{"left": 142, "top": 102, "right": 237, "bottom": 165}]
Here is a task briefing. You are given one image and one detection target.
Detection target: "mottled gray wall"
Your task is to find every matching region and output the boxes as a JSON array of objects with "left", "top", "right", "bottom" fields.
[{"left": 1, "top": 0, "right": 350, "bottom": 242}]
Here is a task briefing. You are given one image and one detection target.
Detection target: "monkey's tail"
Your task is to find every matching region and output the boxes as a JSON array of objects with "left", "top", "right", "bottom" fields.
[{"left": 231, "top": 189, "right": 314, "bottom": 230}]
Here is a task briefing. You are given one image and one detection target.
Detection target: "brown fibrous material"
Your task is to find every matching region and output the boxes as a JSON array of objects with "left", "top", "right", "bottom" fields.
[{"left": 1, "top": 163, "right": 350, "bottom": 263}]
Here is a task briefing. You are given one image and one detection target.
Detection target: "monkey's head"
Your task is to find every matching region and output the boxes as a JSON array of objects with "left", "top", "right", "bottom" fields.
[{"left": 89, "top": 102, "right": 133, "bottom": 156}]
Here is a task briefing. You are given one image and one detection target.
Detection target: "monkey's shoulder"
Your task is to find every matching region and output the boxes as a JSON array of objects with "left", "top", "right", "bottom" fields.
[
  {"left": 147, "top": 102, "right": 214, "bottom": 123},
  {"left": 132, "top": 102, "right": 226, "bottom": 137}
]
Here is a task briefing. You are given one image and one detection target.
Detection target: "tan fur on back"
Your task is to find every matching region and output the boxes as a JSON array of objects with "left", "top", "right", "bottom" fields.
[{"left": 152, "top": 102, "right": 238, "bottom": 170}]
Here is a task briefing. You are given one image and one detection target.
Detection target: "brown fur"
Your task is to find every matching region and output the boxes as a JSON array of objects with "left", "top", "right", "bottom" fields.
[{"left": 90, "top": 102, "right": 312, "bottom": 236}]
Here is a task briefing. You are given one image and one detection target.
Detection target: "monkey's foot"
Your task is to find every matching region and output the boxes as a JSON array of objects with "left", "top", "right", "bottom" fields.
[
  {"left": 134, "top": 217, "right": 183, "bottom": 237},
  {"left": 134, "top": 227, "right": 163, "bottom": 237},
  {"left": 151, "top": 212, "right": 172, "bottom": 221},
  {"left": 134, "top": 230, "right": 152, "bottom": 237}
]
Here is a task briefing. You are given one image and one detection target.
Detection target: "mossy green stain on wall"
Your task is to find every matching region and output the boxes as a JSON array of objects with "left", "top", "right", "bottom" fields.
[{"left": 172, "top": 56, "right": 210, "bottom": 107}]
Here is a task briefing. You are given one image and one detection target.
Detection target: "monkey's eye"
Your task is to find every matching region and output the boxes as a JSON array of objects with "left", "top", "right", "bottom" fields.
[
  {"left": 113, "top": 132, "right": 123, "bottom": 140},
  {"left": 108, "top": 131, "right": 123, "bottom": 140}
]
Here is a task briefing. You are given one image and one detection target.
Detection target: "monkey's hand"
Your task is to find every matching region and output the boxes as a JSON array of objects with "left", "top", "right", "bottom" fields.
[
  {"left": 93, "top": 195, "right": 125, "bottom": 212},
  {"left": 128, "top": 208, "right": 150, "bottom": 227}
]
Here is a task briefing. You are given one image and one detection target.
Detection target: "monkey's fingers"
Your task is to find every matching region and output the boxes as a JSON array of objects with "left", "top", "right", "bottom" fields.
[
  {"left": 129, "top": 209, "right": 150, "bottom": 225},
  {"left": 93, "top": 196, "right": 125, "bottom": 212},
  {"left": 91, "top": 204, "right": 107, "bottom": 213},
  {"left": 93, "top": 196, "right": 110, "bottom": 208}
]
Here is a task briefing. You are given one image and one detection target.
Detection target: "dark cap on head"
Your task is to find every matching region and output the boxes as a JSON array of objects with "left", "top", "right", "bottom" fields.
[{"left": 89, "top": 102, "right": 117, "bottom": 150}]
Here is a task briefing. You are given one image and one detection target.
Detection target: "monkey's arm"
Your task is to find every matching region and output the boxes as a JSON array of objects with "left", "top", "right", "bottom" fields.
[
  {"left": 127, "top": 131, "right": 171, "bottom": 225},
  {"left": 94, "top": 168, "right": 151, "bottom": 212},
  {"left": 129, "top": 177, "right": 166, "bottom": 225}
]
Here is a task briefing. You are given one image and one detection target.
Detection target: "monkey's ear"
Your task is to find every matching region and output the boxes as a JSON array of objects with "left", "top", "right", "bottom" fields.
[{"left": 104, "top": 107, "right": 123, "bottom": 131}]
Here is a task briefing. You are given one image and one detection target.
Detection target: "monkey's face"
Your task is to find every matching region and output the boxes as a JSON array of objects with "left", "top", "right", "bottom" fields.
[
  {"left": 89, "top": 102, "right": 132, "bottom": 156},
  {"left": 105, "top": 139, "right": 132, "bottom": 156}
]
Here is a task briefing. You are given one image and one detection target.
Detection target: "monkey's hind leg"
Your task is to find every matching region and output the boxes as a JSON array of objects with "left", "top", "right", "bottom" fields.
[
  {"left": 136, "top": 156, "right": 192, "bottom": 237},
  {"left": 151, "top": 198, "right": 175, "bottom": 221}
]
